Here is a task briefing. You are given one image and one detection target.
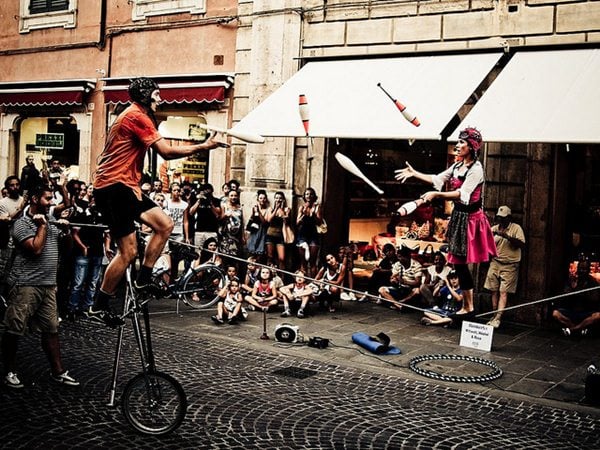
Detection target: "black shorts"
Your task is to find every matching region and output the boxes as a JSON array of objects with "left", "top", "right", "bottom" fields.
[{"left": 94, "top": 183, "right": 158, "bottom": 239}]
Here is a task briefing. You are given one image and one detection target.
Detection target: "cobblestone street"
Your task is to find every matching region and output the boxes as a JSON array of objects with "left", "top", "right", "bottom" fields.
[{"left": 2, "top": 308, "right": 600, "bottom": 449}]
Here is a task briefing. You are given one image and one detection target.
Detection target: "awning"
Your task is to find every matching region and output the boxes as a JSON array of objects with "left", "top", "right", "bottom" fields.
[
  {"left": 102, "top": 73, "right": 234, "bottom": 105},
  {"left": 0, "top": 79, "right": 96, "bottom": 106},
  {"left": 451, "top": 49, "right": 600, "bottom": 144},
  {"left": 231, "top": 53, "right": 502, "bottom": 140}
]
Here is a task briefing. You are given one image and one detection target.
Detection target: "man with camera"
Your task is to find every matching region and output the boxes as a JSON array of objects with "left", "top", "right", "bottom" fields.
[
  {"left": 187, "top": 183, "right": 222, "bottom": 250},
  {"left": 484, "top": 205, "right": 526, "bottom": 328}
]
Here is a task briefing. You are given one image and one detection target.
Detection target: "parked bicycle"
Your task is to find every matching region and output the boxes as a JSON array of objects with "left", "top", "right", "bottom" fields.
[
  {"left": 107, "top": 263, "right": 187, "bottom": 435},
  {"left": 146, "top": 241, "right": 227, "bottom": 313}
]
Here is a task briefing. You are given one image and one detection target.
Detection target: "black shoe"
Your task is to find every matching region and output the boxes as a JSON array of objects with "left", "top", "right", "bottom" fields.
[
  {"left": 228, "top": 316, "right": 238, "bottom": 325},
  {"left": 86, "top": 306, "right": 124, "bottom": 328},
  {"left": 133, "top": 280, "right": 164, "bottom": 298}
]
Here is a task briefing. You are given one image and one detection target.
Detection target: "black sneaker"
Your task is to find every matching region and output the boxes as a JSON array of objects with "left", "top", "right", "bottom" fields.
[
  {"left": 133, "top": 280, "right": 164, "bottom": 298},
  {"left": 211, "top": 315, "right": 224, "bottom": 325},
  {"left": 86, "top": 306, "right": 125, "bottom": 328}
]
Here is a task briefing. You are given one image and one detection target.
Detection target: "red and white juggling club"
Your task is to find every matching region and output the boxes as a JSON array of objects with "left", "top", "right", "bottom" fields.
[
  {"left": 196, "top": 123, "right": 265, "bottom": 144},
  {"left": 377, "top": 82, "right": 420, "bottom": 127},
  {"left": 298, "top": 94, "right": 310, "bottom": 136},
  {"left": 397, "top": 198, "right": 426, "bottom": 216}
]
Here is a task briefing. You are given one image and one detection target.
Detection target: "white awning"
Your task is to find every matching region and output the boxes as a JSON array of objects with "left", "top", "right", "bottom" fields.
[
  {"left": 451, "top": 49, "right": 600, "bottom": 144},
  {"left": 231, "top": 53, "right": 502, "bottom": 140}
]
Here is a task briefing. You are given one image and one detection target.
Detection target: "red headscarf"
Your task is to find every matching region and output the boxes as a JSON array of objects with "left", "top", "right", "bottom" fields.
[{"left": 459, "top": 127, "right": 482, "bottom": 156}]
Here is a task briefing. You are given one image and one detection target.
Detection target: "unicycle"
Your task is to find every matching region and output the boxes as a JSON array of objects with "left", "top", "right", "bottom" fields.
[{"left": 108, "top": 264, "right": 187, "bottom": 435}]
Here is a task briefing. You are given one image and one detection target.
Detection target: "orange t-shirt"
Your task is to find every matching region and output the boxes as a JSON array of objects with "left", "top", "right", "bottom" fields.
[{"left": 94, "top": 103, "right": 162, "bottom": 199}]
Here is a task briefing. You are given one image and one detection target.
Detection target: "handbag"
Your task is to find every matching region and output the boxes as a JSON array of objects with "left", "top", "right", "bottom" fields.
[
  {"left": 316, "top": 219, "right": 328, "bottom": 234},
  {"left": 282, "top": 223, "right": 295, "bottom": 244}
]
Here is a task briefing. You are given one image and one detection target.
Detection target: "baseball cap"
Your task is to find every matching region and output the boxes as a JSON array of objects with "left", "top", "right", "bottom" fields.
[{"left": 496, "top": 205, "right": 511, "bottom": 217}]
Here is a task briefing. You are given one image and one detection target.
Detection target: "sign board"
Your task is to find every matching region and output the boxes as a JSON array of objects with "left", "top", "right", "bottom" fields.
[
  {"left": 35, "top": 133, "right": 64, "bottom": 149},
  {"left": 182, "top": 160, "right": 207, "bottom": 183},
  {"left": 459, "top": 320, "right": 493, "bottom": 352}
]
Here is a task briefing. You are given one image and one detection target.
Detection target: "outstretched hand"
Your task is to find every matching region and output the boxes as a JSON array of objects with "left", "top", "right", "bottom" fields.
[{"left": 395, "top": 161, "right": 415, "bottom": 183}]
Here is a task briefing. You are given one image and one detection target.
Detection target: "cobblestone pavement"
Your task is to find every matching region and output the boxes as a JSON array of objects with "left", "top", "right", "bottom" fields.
[{"left": 1, "top": 311, "right": 600, "bottom": 449}]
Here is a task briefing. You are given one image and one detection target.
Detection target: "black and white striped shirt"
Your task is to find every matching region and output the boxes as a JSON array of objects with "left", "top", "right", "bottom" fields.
[{"left": 9, "top": 214, "right": 61, "bottom": 286}]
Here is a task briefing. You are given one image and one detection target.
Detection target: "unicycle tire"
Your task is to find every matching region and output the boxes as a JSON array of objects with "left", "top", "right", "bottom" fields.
[{"left": 121, "top": 371, "right": 187, "bottom": 435}]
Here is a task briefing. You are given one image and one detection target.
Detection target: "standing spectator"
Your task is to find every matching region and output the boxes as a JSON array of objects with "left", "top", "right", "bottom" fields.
[
  {"left": 219, "top": 182, "right": 230, "bottom": 206},
  {"left": 484, "top": 205, "right": 526, "bottom": 328},
  {"left": 20, "top": 155, "right": 41, "bottom": 193},
  {"left": 164, "top": 183, "right": 188, "bottom": 280},
  {"left": 0, "top": 176, "right": 26, "bottom": 293},
  {"left": 67, "top": 194, "right": 106, "bottom": 321},
  {"left": 377, "top": 245, "right": 423, "bottom": 311},
  {"left": 419, "top": 251, "right": 452, "bottom": 307},
  {"left": 296, "top": 187, "right": 324, "bottom": 277},
  {"left": 265, "top": 191, "right": 292, "bottom": 270},
  {"left": 395, "top": 127, "right": 496, "bottom": 316},
  {"left": 1, "top": 185, "right": 79, "bottom": 388},
  {"left": 218, "top": 189, "right": 244, "bottom": 262},
  {"left": 149, "top": 180, "right": 164, "bottom": 201},
  {"left": 246, "top": 189, "right": 270, "bottom": 261},
  {"left": 170, "top": 166, "right": 185, "bottom": 186},
  {"left": 188, "top": 183, "right": 221, "bottom": 250}
]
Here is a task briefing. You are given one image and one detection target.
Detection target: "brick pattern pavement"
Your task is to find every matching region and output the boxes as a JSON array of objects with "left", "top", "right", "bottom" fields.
[{"left": 1, "top": 319, "right": 599, "bottom": 449}]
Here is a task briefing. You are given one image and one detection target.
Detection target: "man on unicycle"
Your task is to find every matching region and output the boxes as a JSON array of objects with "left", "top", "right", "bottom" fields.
[{"left": 87, "top": 77, "right": 220, "bottom": 326}]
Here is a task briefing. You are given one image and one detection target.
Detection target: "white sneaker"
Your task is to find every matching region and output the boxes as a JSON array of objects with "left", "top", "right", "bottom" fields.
[
  {"left": 51, "top": 370, "right": 80, "bottom": 386},
  {"left": 340, "top": 292, "right": 351, "bottom": 301},
  {"left": 280, "top": 309, "right": 291, "bottom": 318},
  {"left": 4, "top": 372, "right": 24, "bottom": 389},
  {"left": 348, "top": 292, "right": 357, "bottom": 301}
]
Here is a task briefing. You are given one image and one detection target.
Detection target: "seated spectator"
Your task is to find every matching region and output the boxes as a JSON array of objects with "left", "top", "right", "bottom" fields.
[
  {"left": 211, "top": 277, "right": 247, "bottom": 325},
  {"left": 419, "top": 251, "right": 452, "bottom": 307},
  {"left": 339, "top": 245, "right": 358, "bottom": 301},
  {"left": 358, "top": 243, "right": 398, "bottom": 302},
  {"left": 217, "top": 263, "right": 239, "bottom": 298},
  {"left": 242, "top": 256, "right": 259, "bottom": 296},
  {"left": 377, "top": 245, "right": 423, "bottom": 311},
  {"left": 420, "top": 270, "right": 463, "bottom": 326},
  {"left": 245, "top": 266, "right": 279, "bottom": 312},
  {"left": 193, "top": 237, "right": 223, "bottom": 268},
  {"left": 552, "top": 260, "right": 600, "bottom": 337},
  {"left": 315, "top": 253, "right": 345, "bottom": 313},
  {"left": 280, "top": 270, "right": 314, "bottom": 318}
]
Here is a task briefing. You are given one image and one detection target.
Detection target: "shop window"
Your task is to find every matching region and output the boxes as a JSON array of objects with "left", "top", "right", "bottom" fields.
[
  {"left": 20, "top": 0, "right": 77, "bottom": 33},
  {"left": 132, "top": 0, "right": 206, "bottom": 21}
]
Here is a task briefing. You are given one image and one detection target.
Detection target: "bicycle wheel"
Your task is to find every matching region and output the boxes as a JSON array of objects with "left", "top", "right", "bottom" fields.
[
  {"left": 122, "top": 371, "right": 187, "bottom": 435},
  {"left": 181, "top": 265, "right": 224, "bottom": 309}
]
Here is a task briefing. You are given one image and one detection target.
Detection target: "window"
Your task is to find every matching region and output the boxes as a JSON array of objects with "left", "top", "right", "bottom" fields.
[
  {"left": 29, "top": 0, "right": 69, "bottom": 14},
  {"left": 20, "top": 0, "right": 77, "bottom": 33},
  {"left": 132, "top": 0, "right": 206, "bottom": 21}
]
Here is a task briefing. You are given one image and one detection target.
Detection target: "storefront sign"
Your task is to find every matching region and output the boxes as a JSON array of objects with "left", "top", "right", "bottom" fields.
[
  {"left": 182, "top": 160, "right": 207, "bottom": 183},
  {"left": 35, "top": 133, "right": 64, "bottom": 149},
  {"left": 459, "top": 321, "right": 493, "bottom": 352}
]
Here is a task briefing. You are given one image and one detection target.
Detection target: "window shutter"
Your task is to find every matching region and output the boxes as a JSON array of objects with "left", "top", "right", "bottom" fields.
[{"left": 30, "top": 0, "right": 69, "bottom": 14}]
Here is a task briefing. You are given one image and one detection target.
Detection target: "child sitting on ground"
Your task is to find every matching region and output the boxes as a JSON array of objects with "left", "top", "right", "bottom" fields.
[
  {"left": 279, "top": 270, "right": 314, "bottom": 318},
  {"left": 211, "top": 277, "right": 247, "bottom": 325},
  {"left": 245, "top": 266, "right": 279, "bottom": 312},
  {"left": 420, "top": 270, "right": 463, "bottom": 327}
]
